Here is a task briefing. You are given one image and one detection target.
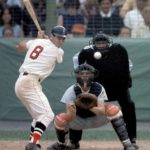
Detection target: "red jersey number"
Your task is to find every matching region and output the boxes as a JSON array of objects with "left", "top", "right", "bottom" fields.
[{"left": 30, "top": 45, "right": 44, "bottom": 59}]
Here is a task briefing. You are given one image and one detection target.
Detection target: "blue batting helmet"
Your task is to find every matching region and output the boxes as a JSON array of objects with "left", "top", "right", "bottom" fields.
[{"left": 51, "top": 25, "right": 67, "bottom": 38}]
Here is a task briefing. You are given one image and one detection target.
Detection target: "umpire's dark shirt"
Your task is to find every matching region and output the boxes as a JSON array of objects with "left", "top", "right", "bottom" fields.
[{"left": 78, "top": 44, "right": 131, "bottom": 100}]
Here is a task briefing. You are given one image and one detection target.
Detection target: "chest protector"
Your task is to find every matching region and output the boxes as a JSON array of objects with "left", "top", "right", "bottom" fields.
[{"left": 74, "top": 82, "right": 102, "bottom": 118}]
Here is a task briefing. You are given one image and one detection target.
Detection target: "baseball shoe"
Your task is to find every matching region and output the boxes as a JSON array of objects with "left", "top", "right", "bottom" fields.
[
  {"left": 68, "top": 142, "right": 80, "bottom": 149},
  {"left": 131, "top": 138, "right": 139, "bottom": 149},
  {"left": 124, "top": 144, "right": 136, "bottom": 150},
  {"left": 47, "top": 142, "right": 71, "bottom": 150},
  {"left": 25, "top": 143, "right": 41, "bottom": 150},
  {"left": 132, "top": 143, "right": 139, "bottom": 149}
]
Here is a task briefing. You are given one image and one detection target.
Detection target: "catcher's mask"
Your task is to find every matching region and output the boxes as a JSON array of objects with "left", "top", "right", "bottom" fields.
[
  {"left": 74, "top": 63, "right": 97, "bottom": 88},
  {"left": 89, "top": 32, "right": 112, "bottom": 54}
]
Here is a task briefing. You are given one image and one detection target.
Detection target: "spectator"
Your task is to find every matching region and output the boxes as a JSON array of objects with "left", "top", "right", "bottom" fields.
[
  {"left": 0, "top": 6, "right": 24, "bottom": 38},
  {"left": 0, "top": 0, "right": 4, "bottom": 15},
  {"left": 123, "top": 0, "right": 148, "bottom": 30},
  {"left": 131, "top": 5, "right": 150, "bottom": 38},
  {"left": 86, "top": 0, "right": 124, "bottom": 36},
  {"left": 33, "top": 0, "right": 46, "bottom": 30},
  {"left": 120, "top": 0, "right": 136, "bottom": 18},
  {"left": 6, "top": 0, "right": 24, "bottom": 9},
  {"left": 112, "top": 0, "right": 125, "bottom": 15},
  {"left": 80, "top": 0, "right": 100, "bottom": 24},
  {"left": 21, "top": 0, "right": 46, "bottom": 37},
  {"left": 57, "top": 0, "right": 85, "bottom": 35},
  {"left": 56, "top": 0, "right": 66, "bottom": 16},
  {"left": 56, "top": 0, "right": 66, "bottom": 8},
  {"left": 9, "top": 5, "right": 23, "bottom": 25},
  {"left": 119, "top": 26, "right": 131, "bottom": 37},
  {"left": 2, "top": 25, "right": 13, "bottom": 37}
]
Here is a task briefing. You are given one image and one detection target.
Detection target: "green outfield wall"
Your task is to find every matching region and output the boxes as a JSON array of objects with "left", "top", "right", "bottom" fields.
[{"left": 0, "top": 38, "right": 150, "bottom": 122}]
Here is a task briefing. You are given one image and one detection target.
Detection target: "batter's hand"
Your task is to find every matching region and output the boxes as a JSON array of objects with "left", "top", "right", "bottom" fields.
[{"left": 37, "top": 30, "right": 49, "bottom": 39}]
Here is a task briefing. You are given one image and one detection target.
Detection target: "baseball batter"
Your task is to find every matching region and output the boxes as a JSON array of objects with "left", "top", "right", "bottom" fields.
[
  {"left": 15, "top": 25, "right": 67, "bottom": 150},
  {"left": 47, "top": 64, "right": 135, "bottom": 150}
]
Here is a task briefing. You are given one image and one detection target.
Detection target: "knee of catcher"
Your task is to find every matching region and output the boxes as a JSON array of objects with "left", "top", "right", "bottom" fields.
[
  {"left": 105, "top": 103, "right": 122, "bottom": 120},
  {"left": 54, "top": 113, "right": 72, "bottom": 130}
]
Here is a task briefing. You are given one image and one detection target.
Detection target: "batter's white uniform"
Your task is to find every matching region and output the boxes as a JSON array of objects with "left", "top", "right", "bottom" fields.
[{"left": 15, "top": 39, "right": 64, "bottom": 127}]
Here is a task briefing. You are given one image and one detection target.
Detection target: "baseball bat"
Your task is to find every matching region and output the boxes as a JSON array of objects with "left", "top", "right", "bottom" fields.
[{"left": 23, "top": 0, "right": 41, "bottom": 31}]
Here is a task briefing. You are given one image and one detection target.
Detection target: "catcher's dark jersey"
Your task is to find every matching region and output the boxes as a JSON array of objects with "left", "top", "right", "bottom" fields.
[{"left": 78, "top": 44, "right": 132, "bottom": 100}]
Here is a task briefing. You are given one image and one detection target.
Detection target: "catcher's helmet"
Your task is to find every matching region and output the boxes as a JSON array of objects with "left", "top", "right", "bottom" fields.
[
  {"left": 51, "top": 25, "right": 67, "bottom": 38},
  {"left": 74, "top": 63, "right": 96, "bottom": 74}
]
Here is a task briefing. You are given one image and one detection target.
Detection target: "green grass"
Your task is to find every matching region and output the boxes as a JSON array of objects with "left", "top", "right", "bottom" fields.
[{"left": 0, "top": 130, "right": 150, "bottom": 141}]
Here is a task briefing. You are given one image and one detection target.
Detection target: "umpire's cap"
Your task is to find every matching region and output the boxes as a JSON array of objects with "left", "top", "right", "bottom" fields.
[{"left": 51, "top": 25, "right": 67, "bottom": 38}]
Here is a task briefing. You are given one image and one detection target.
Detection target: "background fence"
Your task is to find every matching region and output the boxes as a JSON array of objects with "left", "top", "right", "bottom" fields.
[{"left": 0, "top": 37, "right": 150, "bottom": 122}]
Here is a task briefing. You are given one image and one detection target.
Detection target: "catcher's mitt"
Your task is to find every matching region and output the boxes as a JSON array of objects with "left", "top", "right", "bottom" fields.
[{"left": 75, "top": 93, "right": 97, "bottom": 110}]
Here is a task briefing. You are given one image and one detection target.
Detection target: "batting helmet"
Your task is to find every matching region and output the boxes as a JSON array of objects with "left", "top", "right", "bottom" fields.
[{"left": 51, "top": 25, "right": 67, "bottom": 38}]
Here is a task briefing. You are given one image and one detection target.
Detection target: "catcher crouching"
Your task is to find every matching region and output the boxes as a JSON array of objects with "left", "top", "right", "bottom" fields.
[{"left": 47, "top": 63, "right": 135, "bottom": 150}]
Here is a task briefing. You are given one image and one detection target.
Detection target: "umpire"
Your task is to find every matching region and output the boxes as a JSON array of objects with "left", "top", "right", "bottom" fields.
[{"left": 73, "top": 32, "right": 138, "bottom": 149}]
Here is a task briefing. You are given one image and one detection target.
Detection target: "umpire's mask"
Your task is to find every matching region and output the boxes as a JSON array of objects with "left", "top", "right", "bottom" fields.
[{"left": 90, "top": 32, "right": 112, "bottom": 54}]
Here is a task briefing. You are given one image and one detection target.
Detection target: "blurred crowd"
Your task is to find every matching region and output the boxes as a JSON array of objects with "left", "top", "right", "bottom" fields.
[
  {"left": 56, "top": 0, "right": 150, "bottom": 38},
  {"left": 0, "top": 0, "right": 46, "bottom": 38},
  {"left": 0, "top": 0, "right": 150, "bottom": 38}
]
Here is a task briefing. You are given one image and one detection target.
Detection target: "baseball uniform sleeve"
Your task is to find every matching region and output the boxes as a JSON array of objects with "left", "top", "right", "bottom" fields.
[
  {"left": 56, "top": 48, "right": 64, "bottom": 63},
  {"left": 97, "top": 85, "right": 108, "bottom": 102},
  {"left": 60, "top": 85, "right": 76, "bottom": 105}
]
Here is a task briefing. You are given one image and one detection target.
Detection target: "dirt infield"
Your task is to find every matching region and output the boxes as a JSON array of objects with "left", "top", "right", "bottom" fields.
[{"left": 0, "top": 140, "right": 149, "bottom": 150}]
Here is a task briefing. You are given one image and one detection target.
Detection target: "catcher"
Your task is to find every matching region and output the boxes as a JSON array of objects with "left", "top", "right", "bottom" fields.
[{"left": 47, "top": 63, "right": 135, "bottom": 150}]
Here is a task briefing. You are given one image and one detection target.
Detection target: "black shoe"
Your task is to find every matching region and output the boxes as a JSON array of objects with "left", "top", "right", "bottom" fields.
[
  {"left": 47, "top": 142, "right": 71, "bottom": 150},
  {"left": 68, "top": 142, "right": 80, "bottom": 149},
  {"left": 25, "top": 143, "right": 41, "bottom": 150}
]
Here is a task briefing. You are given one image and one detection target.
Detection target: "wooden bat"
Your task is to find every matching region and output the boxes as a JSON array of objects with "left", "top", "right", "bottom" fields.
[{"left": 23, "top": 0, "right": 41, "bottom": 31}]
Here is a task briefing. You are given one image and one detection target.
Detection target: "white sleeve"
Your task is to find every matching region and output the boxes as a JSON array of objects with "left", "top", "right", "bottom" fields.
[
  {"left": 97, "top": 86, "right": 108, "bottom": 102},
  {"left": 26, "top": 40, "right": 34, "bottom": 49},
  {"left": 123, "top": 12, "right": 131, "bottom": 28},
  {"left": 73, "top": 52, "right": 79, "bottom": 69},
  {"left": 60, "top": 85, "right": 76, "bottom": 105},
  {"left": 57, "top": 48, "right": 64, "bottom": 63}
]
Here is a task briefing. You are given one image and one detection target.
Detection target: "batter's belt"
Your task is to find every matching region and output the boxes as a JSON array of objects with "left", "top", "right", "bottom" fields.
[{"left": 21, "top": 72, "right": 41, "bottom": 82}]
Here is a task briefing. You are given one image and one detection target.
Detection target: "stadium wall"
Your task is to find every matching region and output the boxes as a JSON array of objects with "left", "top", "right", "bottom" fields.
[{"left": 0, "top": 38, "right": 150, "bottom": 122}]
